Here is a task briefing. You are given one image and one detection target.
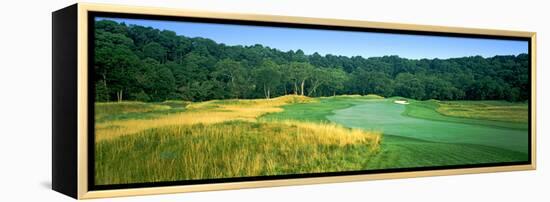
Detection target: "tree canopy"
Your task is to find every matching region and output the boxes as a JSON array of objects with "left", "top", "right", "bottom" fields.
[{"left": 94, "top": 20, "right": 529, "bottom": 102}]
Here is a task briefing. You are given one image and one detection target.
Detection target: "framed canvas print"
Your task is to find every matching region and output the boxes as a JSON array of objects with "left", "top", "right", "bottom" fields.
[{"left": 52, "top": 3, "right": 536, "bottom": 199}]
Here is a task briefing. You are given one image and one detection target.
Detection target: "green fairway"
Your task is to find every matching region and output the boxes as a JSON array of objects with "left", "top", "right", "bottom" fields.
[
  {"left": 261, "top": 95, "right": 382, "bottom": 123},
  {"left": 265, "top": 96, "right": 529, "bottom": 169},
  {"left": 328, "top": 99, "right": 528, "bottom": 153},
  {"left": 364, "top": 135, "right": 527, "bottom": 169}
]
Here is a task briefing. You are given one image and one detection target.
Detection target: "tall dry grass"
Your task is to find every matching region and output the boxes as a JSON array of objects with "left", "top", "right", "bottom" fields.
[
  {"left": 95, "top": 95, "right": 382, "bottom": 184},
  {"left": 95, "top": 121, "right": 381, "bottom": 185},
  {"left": 437, "top": 101, "right": 528, "bottom": 123},
  {"left": 95, "top": 102, "right": 170, "bottom": 121},
  {"left": 95, "top": 95, "right": 314, "bottom": 141}
]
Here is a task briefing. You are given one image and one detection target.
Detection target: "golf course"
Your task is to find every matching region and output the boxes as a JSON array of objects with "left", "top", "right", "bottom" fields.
[
  {"left": 92, "top": 19, "right": 530, "bottom": 186},
  {"left": 264, "top": 96, "right": 528, "bottom": 169},
  {"left": 94, "top": 95, "right": 528, "bottom": 185}
]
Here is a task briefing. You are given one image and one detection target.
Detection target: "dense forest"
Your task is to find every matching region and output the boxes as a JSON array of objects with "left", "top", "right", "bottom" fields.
[{"left": 94, "top": 20, "right": 529, "bottom": 102}]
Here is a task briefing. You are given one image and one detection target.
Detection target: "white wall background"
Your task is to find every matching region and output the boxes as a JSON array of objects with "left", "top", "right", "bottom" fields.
[{"left": 0, "top": 0, "right": 547, "bottom": 201}]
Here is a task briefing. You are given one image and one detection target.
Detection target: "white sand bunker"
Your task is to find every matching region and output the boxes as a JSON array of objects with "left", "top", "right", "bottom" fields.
[{"left": 394, "top": 99, "right": 409, "bottom": 105}]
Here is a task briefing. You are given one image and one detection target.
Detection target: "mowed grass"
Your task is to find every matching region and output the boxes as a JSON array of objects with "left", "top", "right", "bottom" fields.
[
  {"left": 365, "top": 135, "right": 527, "bottom": 169},
  {"left": 261, "top": 94, "right": 383, "bottom": 123},
  {"left": 268, "top": 97, "right": 529, "bottom": 169},
  {"left": 95, "top": 95, "right": 381, "bottom": 185},
  {"left": 95, "top": 94, "right": 528, "bottom": 184}
]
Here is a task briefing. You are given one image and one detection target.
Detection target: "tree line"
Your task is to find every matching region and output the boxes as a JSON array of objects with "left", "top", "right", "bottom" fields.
[{"left": 94, "top": 20, "right": 529, "bottom": 102}]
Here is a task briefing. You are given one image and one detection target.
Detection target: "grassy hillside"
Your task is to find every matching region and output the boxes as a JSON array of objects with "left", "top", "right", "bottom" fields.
[
  {"left": 95, "top": 100, "right": 189, "bottom": 123},
  {"left": 265, "top": 96, "right": 529, "bottom": 169},
  {"left": 95, "top": 95, "right": 312, "bottom": 141},
  {"left": 437, "top": 100, "right": 528, "bottom": 123},
  {"left": 96, "top": 121, "right": 381, "bottom": 185},
  {"left": 95, "top": 95, "right": 381, "bottom": 185},
  {"left": 261, "top": 95, "right": 383, "bottom": 123},
  {"left": 402, "top": 99, "right": 528, "bottom": 130},
  {"left": 95, "top": 95, "right": 529, "bottom": 185}
]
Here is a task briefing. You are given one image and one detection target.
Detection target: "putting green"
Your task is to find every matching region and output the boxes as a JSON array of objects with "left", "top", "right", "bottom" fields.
[
  {"left": 264, "top": 96, "right": 529, "bottom": 168},
  {"left": 327, "top": 99, "right": 528, "bottom": 153}
]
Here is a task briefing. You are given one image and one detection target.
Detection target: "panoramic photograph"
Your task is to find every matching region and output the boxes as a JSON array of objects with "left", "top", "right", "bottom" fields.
[{"left": 93, "top": 17, "right": 530, "bottom": 186}]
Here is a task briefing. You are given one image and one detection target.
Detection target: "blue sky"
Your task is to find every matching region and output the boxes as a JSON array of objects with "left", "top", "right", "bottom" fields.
[{"left": 97, "top": 17, "right": 528, "bottom": 60}]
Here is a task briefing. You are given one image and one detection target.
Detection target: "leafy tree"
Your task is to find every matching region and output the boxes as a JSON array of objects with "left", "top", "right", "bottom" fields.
[
  {"left": 94, "top": 19, "right": 530, "bottom": 103},
  {"left": 424, "top": 76, "right": 455, "bottom": 100},
  {"left": 394, "top": 73, "right": 426, "bottom": 100},
  {"left": 95, "top": 30, "right": 140, "bottom": 102},
  {"left": 213, "top": 59, "right": 250, "bottom": 99},
  {"left": 143, "top": 42, "right": 167, "bottom": 63},
  {"left": 95, "top": 82, "right": 109, "bottom": 102},
  {"left": 352, "top": 69, "right": 394, "bottom": 96},
  {"left": 324, "top": 68, "right": 349, "bottom": 96},
  {"left": 288, "top": 62, "right": 314, "bottom": 96},
  {"left": 133, "top": 58, "right": 176, "bottom": 102},
  {"left": 254, "top": 60, "right": 281, "bottom": 99},
  {"left": 307, "top": 68, "right": 330, "bottom": 96}
]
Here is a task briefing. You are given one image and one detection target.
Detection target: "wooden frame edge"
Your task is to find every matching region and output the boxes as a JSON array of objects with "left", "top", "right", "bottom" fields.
[
  {"left": 77, "top": 3, "right": 89, "bottom": 199},
  {"left": 530, "top": 33, "right": 537, "bottom": 170},
  {"left": 79, "top": 164, "right": 533, "bottom": 199},
  {"left": 78, "top": 2, "right": 535, "bottom": 37},
  {"left": 75, "top": 3, "right": 537, "bottom": 199}
]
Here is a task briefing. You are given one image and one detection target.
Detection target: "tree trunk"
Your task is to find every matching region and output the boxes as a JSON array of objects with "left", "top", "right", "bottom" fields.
[
  {"left": 267, "top": 88, "right": 270, "bottom": 99},
  {"left": 102, "top": 72, "right": 108, "bottom": 101},
  {"left": 293, "top": 82, "right": 298, "bottom": 95},
  {"left": 264, "top": 84, "right": 269, "bottom": 99},
  {"left": 300, "top": 80, "right": 305, "bottom": 96},
  {"left": 117, "top": 90, "right": 123, "bottom": 102},
  {"left": 307, "top": 82, "right": 322, "bottom": 97},
  {"left": 230, "top": 74, "right": 238, "bottom": 99},
  {"left": 307, "top": 86, "right": 314, "bottom": 96}
]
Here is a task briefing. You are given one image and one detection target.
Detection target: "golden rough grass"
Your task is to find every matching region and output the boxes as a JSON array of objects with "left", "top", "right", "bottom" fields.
[
  {"left": 95, "top": 120, "right": 381, "bottom": 184},
  {"left": 95, "top": 95, "right": 383, "bottom": 184},
  {"left": 437, "top": 101, "right": 528, "bottom": 123},
  {"left": 323, "top": 94, "right": 384, "bottom": 99},
  {"left": 274, "top": 120, "right": 381, "bottom": 149},
  {"left": 95, "top": 95, "right": 315, "bottom": 141},
  {"left": 95, "top": 101, "right": 170, "bottom": 120}
]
